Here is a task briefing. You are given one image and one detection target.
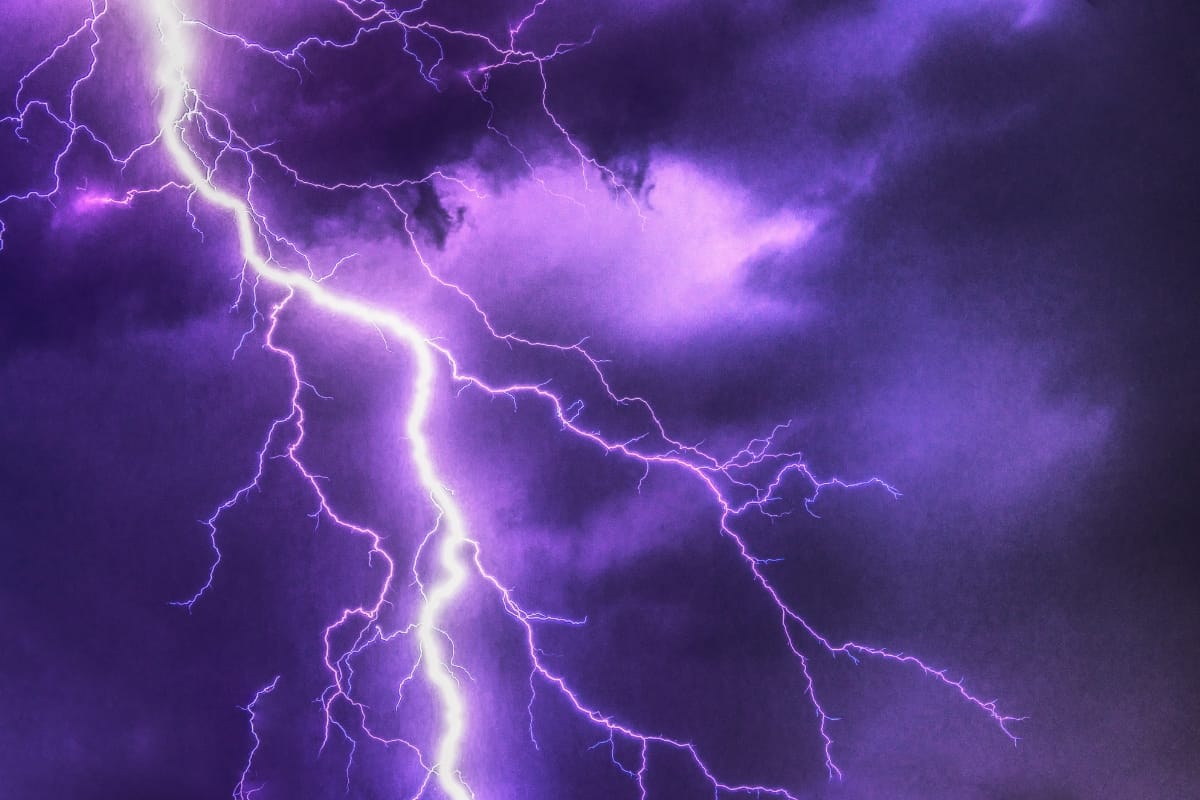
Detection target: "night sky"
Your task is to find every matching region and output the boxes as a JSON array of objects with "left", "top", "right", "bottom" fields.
[{"left": 1, "top": 1, "right": 1197, "bottom": 798}]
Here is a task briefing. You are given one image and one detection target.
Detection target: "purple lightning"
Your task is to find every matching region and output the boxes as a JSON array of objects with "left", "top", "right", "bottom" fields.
[
  {"left": 236, "top": 675, "right": 281, "bottom": 800},
  {"left": 0, "top": 1, "right": 1022, "bottom": 797}
]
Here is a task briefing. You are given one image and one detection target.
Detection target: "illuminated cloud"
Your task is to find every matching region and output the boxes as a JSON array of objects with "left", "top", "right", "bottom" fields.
[{"left": 430, "top": 158, "right": 816, "bottom": 342}]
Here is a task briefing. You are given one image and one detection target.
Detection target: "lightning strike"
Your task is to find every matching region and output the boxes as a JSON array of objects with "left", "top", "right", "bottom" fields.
[
  {"left": 152, "top": 6, "right": 477, "bottom": 794},
  {"left": 0, "top": 0, "right": 1022, "bottom": 796},
  {"left": 235, "top": 675, "right": 281, "bottom": 800}
]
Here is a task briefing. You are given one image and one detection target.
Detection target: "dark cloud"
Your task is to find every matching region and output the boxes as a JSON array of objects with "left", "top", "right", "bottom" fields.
[{"left": 0, "top": 200, "right": 236, "bottom": 353}]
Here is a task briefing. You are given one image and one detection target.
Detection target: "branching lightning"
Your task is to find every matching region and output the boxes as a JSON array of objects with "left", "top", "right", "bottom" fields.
[{"left": 0, "top": 1, "right": 1022, "bottom": 797}]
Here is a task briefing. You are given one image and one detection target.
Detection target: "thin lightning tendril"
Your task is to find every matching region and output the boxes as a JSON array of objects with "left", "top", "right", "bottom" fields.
[
  {"left": 236, "top": 675, "right": 281, "bottom": 800},
  {"left": 0, "top": 1, "right": 1022, "bottom": 797}
]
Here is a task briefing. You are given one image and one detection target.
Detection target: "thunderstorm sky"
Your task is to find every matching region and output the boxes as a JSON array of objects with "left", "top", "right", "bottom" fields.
[{"left": 1, "top": 1, "right": 1197, "bottom": 799}]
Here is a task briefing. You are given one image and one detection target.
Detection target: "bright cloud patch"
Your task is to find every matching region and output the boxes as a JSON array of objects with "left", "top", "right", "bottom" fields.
[{"left": 433, "top": 158, "right": 816, "bottom": 343}]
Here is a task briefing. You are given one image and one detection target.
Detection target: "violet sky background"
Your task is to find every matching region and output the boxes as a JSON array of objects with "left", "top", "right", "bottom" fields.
[{"left": 1, "top": 0, "right": 1197, "bottom": 798}]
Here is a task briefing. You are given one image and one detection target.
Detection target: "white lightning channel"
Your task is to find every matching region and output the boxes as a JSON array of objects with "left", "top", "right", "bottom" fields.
[{"left": 148, "top": 3, "right": 472, "bottom": 797}]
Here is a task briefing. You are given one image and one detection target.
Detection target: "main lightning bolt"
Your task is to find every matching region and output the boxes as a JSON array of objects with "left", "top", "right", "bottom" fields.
[
  {"left": 151, "top": 7, "right": 479, "bottom": 794},
  {"left": 0, "top": 1, "right": 1023, "bottom": 796}
]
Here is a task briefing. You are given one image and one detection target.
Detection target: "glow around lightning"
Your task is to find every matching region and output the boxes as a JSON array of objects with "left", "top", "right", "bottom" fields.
[{"left": 0, "top": 1, "right": 1022, "bottom": 797}]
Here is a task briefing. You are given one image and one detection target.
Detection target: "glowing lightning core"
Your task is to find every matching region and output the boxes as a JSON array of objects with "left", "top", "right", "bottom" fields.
[{"left": 151, "top": 4, "right": 473, "bottom": 796}]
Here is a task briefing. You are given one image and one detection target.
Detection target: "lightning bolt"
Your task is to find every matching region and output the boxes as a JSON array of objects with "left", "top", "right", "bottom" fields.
[
  {"left": 235, "top": 675, "right": 281, "bottom": 800},
  {"left": 0, "top": 1, "right": 1023, "bottom": 797}
]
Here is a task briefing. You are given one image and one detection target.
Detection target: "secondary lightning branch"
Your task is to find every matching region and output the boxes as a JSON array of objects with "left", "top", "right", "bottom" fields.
[{"left": 0, "top": 1, "right": 1022, "bottom": 797}]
